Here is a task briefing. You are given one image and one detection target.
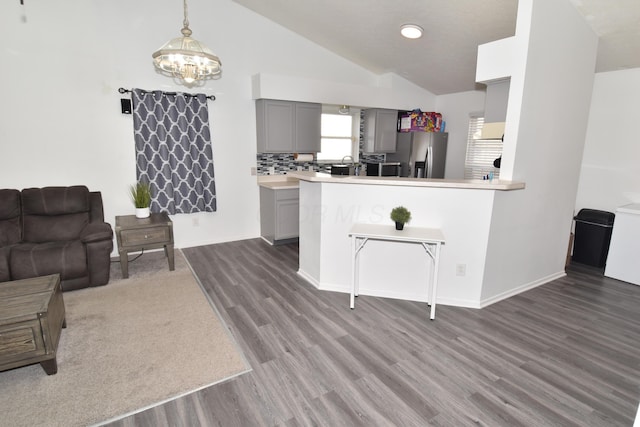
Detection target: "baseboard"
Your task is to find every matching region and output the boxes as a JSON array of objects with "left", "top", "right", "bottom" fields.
[
  {"left": 299, "top": 269, "right": 567, "bottom": 310},
  {"left": 478, "top": 270, "right": 567, "bottom": 308},
  {"left": 296, "top": 269, "right": 321, "bottom": 289},
  {"left": 296, "top": 276, "right": 432, "bottom": 304},
  {"left": 317, "top": 282, "right": 349, "bottom": 294},
  {"left": 435, "top": 296, "right": 483, "bottom": 309},
  {"left": 260, "top": 236, "right": 274, "bottom": 246}
]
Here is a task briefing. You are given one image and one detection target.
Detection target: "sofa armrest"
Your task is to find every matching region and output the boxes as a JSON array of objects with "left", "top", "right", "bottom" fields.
[
  {"left": 80, "top": 222, "right": 113, "bottom": 243},
  {"left": 82, "top": 221, "right": 114, "bottom": 287}
]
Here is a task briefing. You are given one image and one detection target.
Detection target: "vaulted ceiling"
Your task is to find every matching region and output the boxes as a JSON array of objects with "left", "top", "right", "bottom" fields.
[{"left": 232, "top": 0, "right": 640, "bottom": 95}]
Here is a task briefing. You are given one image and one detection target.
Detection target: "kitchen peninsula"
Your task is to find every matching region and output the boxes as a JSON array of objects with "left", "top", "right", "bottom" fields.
[{"left": 287, "top": 171, "right": 525, "bottom": 309}]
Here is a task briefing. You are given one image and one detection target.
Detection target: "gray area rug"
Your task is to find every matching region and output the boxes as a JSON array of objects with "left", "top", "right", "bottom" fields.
[{"left": 0, "top": 250, "right": 249, "bottom": 427}]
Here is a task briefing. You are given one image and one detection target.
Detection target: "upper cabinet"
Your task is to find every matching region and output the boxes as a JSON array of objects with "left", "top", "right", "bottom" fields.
[
  {"left": 256, "top": 99, "right": 321, "bottom": 153},
  {"left": 363, "top": 108, "right": 398, "bottom": 153},
  {"left": 256, "top": 99, "right": 294, "bottom": 153},
  {"left": 293, "top": 102, "right": 322, "bottom": 153}
]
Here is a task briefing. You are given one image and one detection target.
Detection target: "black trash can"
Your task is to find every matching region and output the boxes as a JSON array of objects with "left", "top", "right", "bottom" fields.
[{"left": 572, "top": 209, "right": 615, "bottom": 268}]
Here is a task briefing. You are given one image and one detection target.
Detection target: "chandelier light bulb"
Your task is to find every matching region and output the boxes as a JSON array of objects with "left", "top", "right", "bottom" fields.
[{"left": 183, "top": 64, "right": 197, "bottom": 84}]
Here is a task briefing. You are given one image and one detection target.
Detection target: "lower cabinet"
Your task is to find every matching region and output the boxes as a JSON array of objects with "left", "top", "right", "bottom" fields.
[{"left": 260, "top": 186, "right": 299, "bottom": 244}]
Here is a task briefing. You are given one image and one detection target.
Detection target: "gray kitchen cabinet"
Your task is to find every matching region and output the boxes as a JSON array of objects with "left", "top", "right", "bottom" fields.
[
  {"left": 294, "top": 102, "right": 322, "bottom": 153},
  {"left": 260, "top": 186, "right": 299, "bottom": 244},
  {"left": 256, "top": 99, "right": 321, "bottom": 153},
  {"left": 363, "top": 108, "right": 398, "bottom": 153}
]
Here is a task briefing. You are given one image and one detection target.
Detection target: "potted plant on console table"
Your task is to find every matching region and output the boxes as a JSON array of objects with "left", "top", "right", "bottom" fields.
[
  {"left": 129, "top": 181, "right": 152, "bottom": 219},
  {"left": 390, "top": 206, "right": 411, "bottom": 230}
]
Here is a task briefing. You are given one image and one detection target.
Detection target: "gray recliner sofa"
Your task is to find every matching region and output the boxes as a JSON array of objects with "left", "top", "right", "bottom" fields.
[{"left": 0, "top": 186, "right": 113, "bottom": 291}]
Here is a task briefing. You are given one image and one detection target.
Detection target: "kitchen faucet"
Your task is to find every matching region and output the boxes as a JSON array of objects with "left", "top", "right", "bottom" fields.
[
  {"left": 341, "top": 155, "right": 354, "bottom": 165},
  {"left": 341, "top": 155, "right": 361, "bottom": 176}
]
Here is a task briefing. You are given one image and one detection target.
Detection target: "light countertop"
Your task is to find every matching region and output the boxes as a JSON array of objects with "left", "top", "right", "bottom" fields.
[
  {"left": 287, "top": 171, "right": 525, "bottom": 191},
  {"left": 257, "top": 176, "right": 300, "bottom": 190}
]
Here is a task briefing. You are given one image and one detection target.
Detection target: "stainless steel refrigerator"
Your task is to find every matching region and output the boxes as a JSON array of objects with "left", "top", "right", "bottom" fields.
[{"left": 386, "top": 132, "right": 448, "bottom": 178}]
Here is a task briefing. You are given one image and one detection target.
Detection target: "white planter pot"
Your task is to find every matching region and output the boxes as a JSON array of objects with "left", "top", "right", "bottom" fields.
[{"left": 135, "top": 207, "right": 150, "bottom": 219}]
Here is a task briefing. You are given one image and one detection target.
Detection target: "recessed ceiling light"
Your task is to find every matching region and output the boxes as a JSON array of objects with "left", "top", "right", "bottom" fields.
[{"left": 400, "top": 24, "right": 423, "bottom": 39}]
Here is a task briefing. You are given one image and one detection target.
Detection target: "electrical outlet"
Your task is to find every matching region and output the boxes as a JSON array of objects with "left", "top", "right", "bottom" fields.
[
  {"left": 250, "top": 167, "right": 257, "bottom": 176},
  {"left": 456, "top": 264, "right": 466, "bottom": 276},
  {"left": 192, "top": 217, "right": 199, "bottom": 227},
  {"left": 268, "top": 166, "right": 275, "bottom": 175}
]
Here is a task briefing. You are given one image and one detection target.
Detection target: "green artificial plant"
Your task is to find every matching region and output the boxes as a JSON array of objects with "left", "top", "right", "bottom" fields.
[
  {"left": 129, "top": 181, "right": 152, "bottom": 208},
  {"left": 390, "top": 206, "right": 411, "bottom": 224}
]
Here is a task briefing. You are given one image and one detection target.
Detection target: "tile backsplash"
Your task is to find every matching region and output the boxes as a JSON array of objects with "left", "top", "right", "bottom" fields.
[
  {"left": 256, "top": 152, "right": 386, "bottom": 175},
  {"left": 256, "top": 153, "right": 321, "bottom": 175}
]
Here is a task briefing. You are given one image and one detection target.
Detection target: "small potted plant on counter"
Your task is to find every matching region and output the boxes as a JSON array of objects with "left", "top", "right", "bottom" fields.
[
  {"left": 129, "top": 181, "right": 152, "bottom": 218},
  {"left": 390, "top": 206, "right": 411, "bottom": 230}
]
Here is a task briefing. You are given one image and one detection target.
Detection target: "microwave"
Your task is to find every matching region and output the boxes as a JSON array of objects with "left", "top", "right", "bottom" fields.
[{"left": 366, "top": 162, "right": 401, "bottom": 177}]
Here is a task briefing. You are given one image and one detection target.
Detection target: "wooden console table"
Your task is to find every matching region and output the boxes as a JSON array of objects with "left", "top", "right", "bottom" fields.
[
  {"left": 115, "top": 212, "right": 175, "bottom": 278},
  {"left": 349, "top": 223, "right": 445, "bottom": 320}
]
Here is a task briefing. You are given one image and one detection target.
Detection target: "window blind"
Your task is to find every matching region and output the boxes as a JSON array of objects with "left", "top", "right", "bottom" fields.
[{"left": 464, "top": 115, "right": 503, "bottom": 180}]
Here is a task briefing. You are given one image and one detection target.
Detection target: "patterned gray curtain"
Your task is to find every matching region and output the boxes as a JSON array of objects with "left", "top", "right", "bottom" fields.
[{"left": 132, "top": 89, "right": 217, "bottom": 214}]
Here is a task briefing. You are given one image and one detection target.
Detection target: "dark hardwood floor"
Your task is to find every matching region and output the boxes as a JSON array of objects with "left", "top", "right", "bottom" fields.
[{"left": 106, "top": 239, "right": 640, "bottom": 426}]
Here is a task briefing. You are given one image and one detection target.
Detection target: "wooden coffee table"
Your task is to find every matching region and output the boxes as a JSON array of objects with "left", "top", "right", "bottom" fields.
[{"left": 0, "top": 274, "right": 66, "bottom": 375}]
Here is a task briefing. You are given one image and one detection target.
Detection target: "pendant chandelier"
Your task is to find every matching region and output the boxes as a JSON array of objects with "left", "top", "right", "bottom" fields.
[{"left": 152, "top": 0, "right": 222, "bottom": 85}]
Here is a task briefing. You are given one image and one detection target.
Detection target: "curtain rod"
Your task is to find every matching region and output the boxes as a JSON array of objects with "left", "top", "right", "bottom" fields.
[{"left": 118, "top": 87, "right": 216, "bottom": 101}]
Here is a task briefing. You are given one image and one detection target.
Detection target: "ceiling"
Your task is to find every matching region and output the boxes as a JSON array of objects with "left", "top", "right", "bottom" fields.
[{"left": 232, "top": 0, "right": 640, "bottom": 95}]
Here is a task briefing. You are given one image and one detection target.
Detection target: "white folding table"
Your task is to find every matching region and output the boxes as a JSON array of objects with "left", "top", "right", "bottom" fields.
[{"left": 348, "top": 223, "right": 445, "bottom": 320}]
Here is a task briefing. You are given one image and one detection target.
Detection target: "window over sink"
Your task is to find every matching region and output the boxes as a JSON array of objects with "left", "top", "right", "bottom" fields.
[
  {"left": 317, "top": 108, "right": 359, "bottom": 162},
  {"left": 464, "top": 114, "right": 503, "bottom": 180}
]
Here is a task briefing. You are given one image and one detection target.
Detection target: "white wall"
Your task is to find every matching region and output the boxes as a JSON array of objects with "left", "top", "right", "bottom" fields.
[
  {"left": 436, "top": 90, "right": 486, "bottom": 179},
  {"left": 480, "top": 0, "right": 598, "bottom": 303},
  {"left": 0, "top": 0, "right": 437, "bottom": 254},
  {"left": 484, "top": 81, "right": 510, "bottom": 123},
  {"left": 575, "top": 68, "right": 640, "bottom": 214}
]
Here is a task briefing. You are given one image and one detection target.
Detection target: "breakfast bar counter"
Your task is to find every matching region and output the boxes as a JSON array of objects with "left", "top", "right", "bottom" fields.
[
  {"left": 287, "top": 171, "right": 525, "bottom": 191},
  {"left": 291, "top": 171, "right": 526, "bottom": 310}
]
